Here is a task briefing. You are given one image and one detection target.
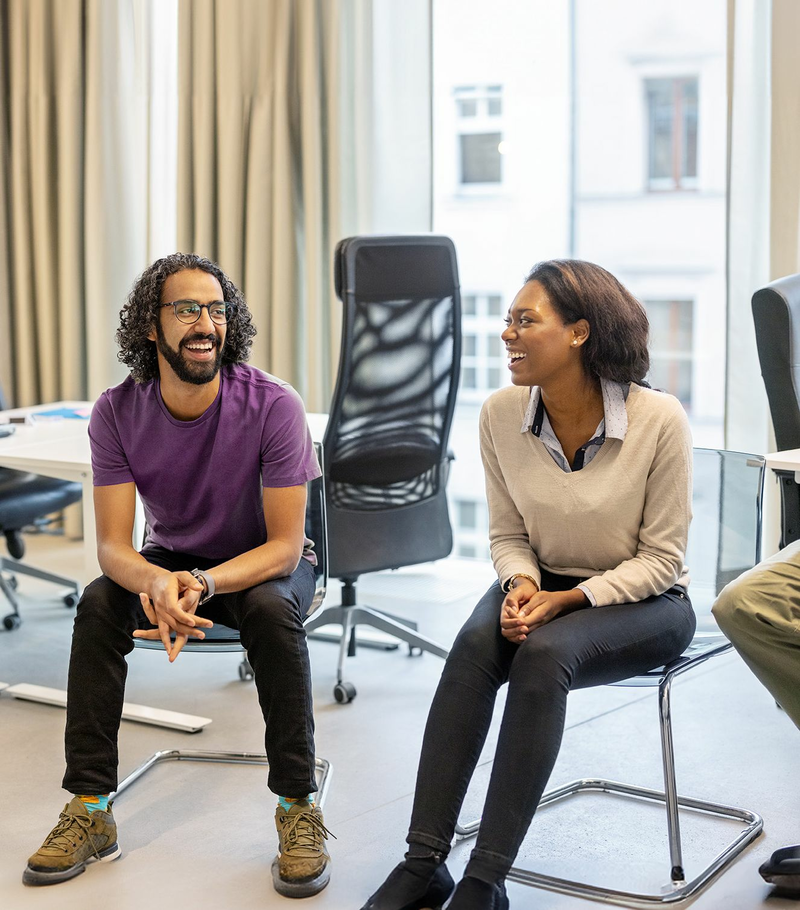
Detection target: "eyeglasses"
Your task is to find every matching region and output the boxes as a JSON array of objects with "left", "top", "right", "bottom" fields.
[{"left": 158, "top": 300, "right": 236, "bottom": 325}]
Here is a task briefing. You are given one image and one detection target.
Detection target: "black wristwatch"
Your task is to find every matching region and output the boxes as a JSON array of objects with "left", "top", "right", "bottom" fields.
[{"left": 190, "top": 568, "right": 215, "bottom": 605}]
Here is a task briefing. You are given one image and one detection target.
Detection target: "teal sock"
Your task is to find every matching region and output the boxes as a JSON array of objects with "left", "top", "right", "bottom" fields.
[
  {"left": 77, "top": 794, "right": 109, "bottom": 814},
  {"left": 278, "top": 794, "right": 314, "bottom": 812}
]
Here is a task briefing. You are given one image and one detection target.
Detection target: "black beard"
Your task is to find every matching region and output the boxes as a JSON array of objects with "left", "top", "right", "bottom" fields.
[{"left": 155, "top": 323, "right": 224, "bottom": 385}]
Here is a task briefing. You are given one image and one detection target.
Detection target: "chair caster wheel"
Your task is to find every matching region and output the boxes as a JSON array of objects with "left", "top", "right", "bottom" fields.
[
  {"left": 408, "top": 644, "right": 422, "bottom": 657},
  {"left": 3, "top": 614, "right": 21, "bottom": 630},
  {"left": 63, "top": 592, "right": 79, "bottom": 609},
  {"left": 333, "top": 681, "right": 356, "bottom": 704},
  {"left": 238, "top": 660, "right": 254, "bottom": 681}
]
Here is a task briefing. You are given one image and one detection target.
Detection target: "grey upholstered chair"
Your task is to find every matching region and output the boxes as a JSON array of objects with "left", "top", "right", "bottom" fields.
[{"left": 752, "top": 273, "right": 800, "bottom": 547}]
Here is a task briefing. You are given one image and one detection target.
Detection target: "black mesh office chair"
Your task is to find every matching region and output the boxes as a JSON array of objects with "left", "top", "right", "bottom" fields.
[
  {"left": 114, "top": 443, "right": 332, "bottom": 795},
  {"left": 0, "top": 386, "right": 82, "bottom": 630},
  {"left": 304, "top": 235, "right": 461, "bottom": 703},
  {"left": 456, "top": 448, "right": 765, "bottom": 905},
  {"left": 752, "top": 273, "right": 800, "bottom": 547}
]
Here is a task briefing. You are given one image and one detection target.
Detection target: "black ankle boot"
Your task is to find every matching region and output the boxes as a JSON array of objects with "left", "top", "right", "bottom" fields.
[
  {"left": 446, "top": 875, "right": 509, "bottom": 910},
  {"left": 360, "top": 857, "right": 455, "bottom": 910}
]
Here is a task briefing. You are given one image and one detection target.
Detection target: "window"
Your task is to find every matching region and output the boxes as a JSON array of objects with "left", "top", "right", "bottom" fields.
[
  {"left": 646, "top": 77, "right": 699, "bottom": 190},
  {"left": 460, "top": 293, "right": 507, "bottom": 398},
  {"left": 453, "top": 497, "right": 490, "bottom": 560},
  {"left": 460, "top": 132, "right": 503, "bottom": 183},
  {"left": 645, "top": 299, "right": 694, "bottom": 407},
  {"left": 454, "top": 85, "right": 504, "bottom": 186},
  {"left": 456, "top": 499, "right": 478, "bottom": 528}
]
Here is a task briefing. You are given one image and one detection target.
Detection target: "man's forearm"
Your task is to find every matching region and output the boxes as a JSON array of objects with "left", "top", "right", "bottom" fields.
[
  {"left": 206, "top": 539, "right": 302, "bottom": 595},
  {"left": 97, "top": 541, "right": 171, "bottom": 596}
]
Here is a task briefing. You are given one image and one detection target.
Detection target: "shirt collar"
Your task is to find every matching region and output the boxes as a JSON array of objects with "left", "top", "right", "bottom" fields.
[{"left": 520, "top": 378, "right": 629, "bottom": 439}]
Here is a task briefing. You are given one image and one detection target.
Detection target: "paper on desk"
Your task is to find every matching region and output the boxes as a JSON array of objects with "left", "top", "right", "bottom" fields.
[{"left": 29, "top": 406, "right": 91, "bottom": 421}]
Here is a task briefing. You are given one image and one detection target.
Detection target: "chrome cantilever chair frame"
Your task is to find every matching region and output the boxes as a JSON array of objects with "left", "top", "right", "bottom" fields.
[
  {"left": 455, "top": 449, "right": 765, "bottom": 907},
  {"left": 113, "top": 441, "right": 331, "bottom": 803}
]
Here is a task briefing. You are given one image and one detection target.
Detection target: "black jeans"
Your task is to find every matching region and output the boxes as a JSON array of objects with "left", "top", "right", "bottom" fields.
[
  {"left": 406, "top": 571, "right": 696, "bottom": 884},
  {"left": 62, "top": 544, "right": 317, "bottom": 798}
]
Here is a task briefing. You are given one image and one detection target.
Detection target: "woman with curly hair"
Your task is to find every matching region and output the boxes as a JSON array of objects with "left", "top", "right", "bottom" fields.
[{"left": 361, "top": 259, "right": 695, "bottom": 910}]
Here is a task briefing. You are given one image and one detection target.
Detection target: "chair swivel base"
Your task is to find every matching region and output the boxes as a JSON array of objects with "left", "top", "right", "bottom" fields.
[
  {"left": 1, "top": 556, "right": 81, "bottom": 630},
  {"left": 111, "top": 750, "right": 332, "bottom": 808},
  {"left": 304, "top": 603, "right": 449, "bottom": 704},
  {"left": 455, "top": 777, "right": 763, "bottom": 907}
]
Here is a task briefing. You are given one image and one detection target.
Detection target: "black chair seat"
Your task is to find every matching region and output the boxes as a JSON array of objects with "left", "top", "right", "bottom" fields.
[{"left": 0, "top": 468, "right": 82, "bottom": 530}]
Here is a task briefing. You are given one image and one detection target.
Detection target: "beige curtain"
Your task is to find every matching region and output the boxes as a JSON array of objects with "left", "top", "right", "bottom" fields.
[
  {"left": 0, "top": 1, "right": 175, "bottom": 408},
  {"left": 726, "top": 0, "right": 800, "bottom": 555},
  {"left": 0, "top": 6, "right": 12, "bottom": 404},
  {"left": 0, "top": 0, "right": 87, "bottom": 406},
  {"left": 177, "top": 0, "right": 362, "bottom": 411},
  {"left": 725, "top": 0, "right": 798, "bottom": 453}
]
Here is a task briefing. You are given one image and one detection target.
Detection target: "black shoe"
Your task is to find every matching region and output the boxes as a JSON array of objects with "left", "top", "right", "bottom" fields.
[
  {"left": 446, "top": 876, "right": 509, "bottom": 910},
  {"left": 759, "top": 845, "right": 800, "bottom": 896},
  {"left": 360, "top": 860, "right": 455, "bottom": 910}
]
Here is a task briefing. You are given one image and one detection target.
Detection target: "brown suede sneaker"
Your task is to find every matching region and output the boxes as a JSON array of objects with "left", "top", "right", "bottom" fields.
[
  {"left": 23, "top": 796, "right": 120, "bottom": 886},
  {"left": 272, "top": 799, "right": 333, "bottom": 897}
]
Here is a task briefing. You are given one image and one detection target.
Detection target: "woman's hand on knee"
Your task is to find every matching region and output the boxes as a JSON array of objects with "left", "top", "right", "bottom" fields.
[
  {"left": 517, "top": 588, "right": 589, "bottom": 635},
  {"left": 500, "top": 580, "right": 538, "bottom": 643}
]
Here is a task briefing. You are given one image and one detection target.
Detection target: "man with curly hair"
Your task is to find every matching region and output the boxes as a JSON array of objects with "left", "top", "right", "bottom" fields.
[{"left": 24, "top": 253, "right": 332, "bottom": 898}]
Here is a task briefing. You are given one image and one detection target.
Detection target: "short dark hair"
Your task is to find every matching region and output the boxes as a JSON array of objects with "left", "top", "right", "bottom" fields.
[
  {"left": 117, "top": 253, "right": 257, "bottom": 383},
  {"left": 525, "top": 259, "right": 650, "bottom": 384}
]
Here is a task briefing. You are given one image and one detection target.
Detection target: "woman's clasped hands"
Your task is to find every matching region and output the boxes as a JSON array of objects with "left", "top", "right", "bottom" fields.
[{"left": 500, "top": 578, "right": 589, "bottom": 643}]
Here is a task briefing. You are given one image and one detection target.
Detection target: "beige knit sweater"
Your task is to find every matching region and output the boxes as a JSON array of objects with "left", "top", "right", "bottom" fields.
[{"left": 479, "top": 382, "right": 692, "bottom": 606}]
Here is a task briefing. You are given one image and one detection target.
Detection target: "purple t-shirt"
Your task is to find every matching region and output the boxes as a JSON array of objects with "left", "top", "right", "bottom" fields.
[{"left": 89, "top": 363, "right": 321, "bottom": 560}]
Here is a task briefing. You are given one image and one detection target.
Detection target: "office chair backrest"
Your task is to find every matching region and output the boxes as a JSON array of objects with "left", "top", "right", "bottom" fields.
[
  {"left": 752, "top": 273, "right": 800, "bottom": 450},
  {"left": 752, "top": 274, "right": 800, "bottom": 546},
  {"left": 325, "top": 235, "right": 461, "bottom": 512}
]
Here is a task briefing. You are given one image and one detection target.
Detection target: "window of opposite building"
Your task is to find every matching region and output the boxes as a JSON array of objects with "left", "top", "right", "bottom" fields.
[
  {"left": 454, "top": 497, "right": 490, "bottom": 559},
  {"left": 461, "top": 293, "right": 506, "bottom": 401},
  {"left": 645, "top": 299, "right": 694, "bottom": 409},
  {"left": 646, "top": 77, "right": 699, "bottom": 190},
  {"left": 454, "top": 85, "right": 504, "bottom": 186}
]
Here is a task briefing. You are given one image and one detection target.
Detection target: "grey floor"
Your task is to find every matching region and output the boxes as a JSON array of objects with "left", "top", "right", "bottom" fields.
[{"left": 1, "top": 534, "right": 798, "bottom": 910}]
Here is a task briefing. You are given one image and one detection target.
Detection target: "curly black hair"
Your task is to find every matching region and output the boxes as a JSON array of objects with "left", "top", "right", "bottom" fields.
[
  {"left": 525, "top": 259, "right": 650, "bottom": 385},
  {"left": 117, "top": 253, "right": 257, "bottom": 383}
]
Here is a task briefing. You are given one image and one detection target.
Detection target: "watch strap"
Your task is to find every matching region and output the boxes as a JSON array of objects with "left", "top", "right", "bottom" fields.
[{"left": 191, "top": 568, "right": 215, "bottom": 604}]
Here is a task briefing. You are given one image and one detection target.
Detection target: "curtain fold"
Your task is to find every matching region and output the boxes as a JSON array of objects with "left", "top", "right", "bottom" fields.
[
  {"left": 726, "top": 0, "right": 800, "bottom": 455},
  {"left": 0, "top": 0, "right": 171, "bottom": 406},
  {"left": 1, "top": 0, "right": 86, "bottom": 406},
  {"left": 177, "top": 0, "right": 362, "bottom": 411},
  {"left": 0, "top": 5, "right": 13, "bottom": 403},
  {"left": 725, "top": 0, "right": 770, "bottom": 452}
]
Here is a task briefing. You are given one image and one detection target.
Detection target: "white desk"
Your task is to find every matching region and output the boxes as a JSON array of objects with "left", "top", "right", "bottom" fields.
[
  {"left": 0, "top": 402, "right": 98, "bottom": 576},
  {"left": 765, "top": 448, "right": 800, "bottom": 482}
]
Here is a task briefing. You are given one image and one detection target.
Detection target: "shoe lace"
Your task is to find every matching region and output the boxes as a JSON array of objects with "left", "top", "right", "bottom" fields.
[
  {"left": 280, "top": 811, "right": 336, "bottom": 854},
  {"left": 42, "top": 811, "right": 102, "bottom": 859}
]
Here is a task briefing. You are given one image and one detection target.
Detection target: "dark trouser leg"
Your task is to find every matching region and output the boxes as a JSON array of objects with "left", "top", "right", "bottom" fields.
[
  {"left": 464, "top": 586, "right": 695, "bottom": 884},
  {"left": 406, "top": 582, "right": 516, "bottom": 855},
  {"left": 62, "top": 575, "right": 144, "bottom": 794},
  {"left": 226, "top": 558, "right": 317, "bottom": 797}
]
